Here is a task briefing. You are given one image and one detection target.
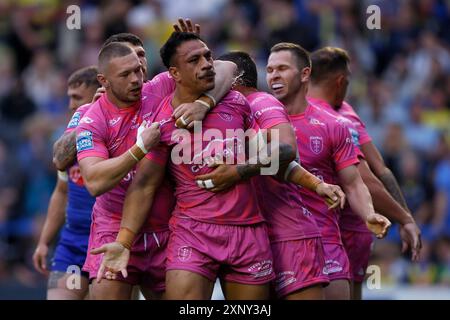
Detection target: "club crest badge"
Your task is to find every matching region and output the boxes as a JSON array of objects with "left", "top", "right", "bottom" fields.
[{"left": 310, "top": 136, "right": 323, "bottom": 154}]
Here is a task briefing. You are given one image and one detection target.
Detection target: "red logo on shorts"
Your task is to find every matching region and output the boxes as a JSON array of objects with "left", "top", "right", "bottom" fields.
[
  {"left": 177, "top": 246, "right": 192, "bottom": 262},
  {"left": 69, "top": 165, "right": 84, "bottom": 186}
]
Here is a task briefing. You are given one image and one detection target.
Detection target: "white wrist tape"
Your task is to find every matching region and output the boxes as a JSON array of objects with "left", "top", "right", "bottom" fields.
[
  {"left": 128, "top": 149, "right": 140, "bottom": 162},
  {"left": 136, "top": 121, "right": 148, "bottom": 154},
  {"left": 57, "top": 170, "right": 68, "bottom": 182},
  {"left": 203, "top": 93, "right": 216, "bottom": 107},
  {"left": 195, "top": 99, "right": 211, "bottom": 110}
]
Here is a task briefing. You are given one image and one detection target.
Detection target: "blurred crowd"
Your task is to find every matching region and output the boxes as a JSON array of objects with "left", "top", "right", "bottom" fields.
[{"left": 0, "top": 0, "right": 449, "bottom": 295}]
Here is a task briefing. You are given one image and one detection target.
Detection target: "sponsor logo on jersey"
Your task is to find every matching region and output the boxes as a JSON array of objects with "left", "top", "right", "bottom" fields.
[
  {"left": 76, "top": 130, "right": 94, "bottom": 151},
  {"left": 67, "top": 112, "right": 81, "bottom": 128},
  {"left": 309, "top": 117, "right": 325, "bottom": 126},
  {"left": 348, "top": 127, "right": 361, "bottom": 147},
  {"left": 109, "top": 117, "right": 121, "bottom": 126},
  {"left": 142, "top": 112, "right": 152, "bottom": 120},
  {"left": 218, "top": 112, "right": 233, "bottom": 122},
  {"left": 79, "top": 116, "right": 94, "bottom": 124},
  {"left": 253, "top": 106, "right": 285, "bottom": 119}
]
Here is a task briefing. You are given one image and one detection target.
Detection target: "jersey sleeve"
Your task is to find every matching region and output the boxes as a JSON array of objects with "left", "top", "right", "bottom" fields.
[
  {"left": 250, "top": 94, "right": 290, "bottom": 129},
  {"left": 354, "top": 116, "right": 372, "bottom": 145},
  {"left": 65, "top": 103, "right": 91, "bottom": 134},
  {"left": 76, "top": 109, "right": 109, "bottom": 161},
  {"left": 330, "top": 121, "right": 360, "bottom": 171},
  {"left": 142, "top": 72, "right": 176, "bottom": 99},
  {"left": 344, "top": 102, "right": 372, "bottom": 145}
]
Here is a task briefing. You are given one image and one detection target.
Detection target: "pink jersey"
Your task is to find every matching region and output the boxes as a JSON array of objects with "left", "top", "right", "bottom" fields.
[
  {"left": 76, "top": 73, "right": 176, "bottom": 233},
  {"left": 337, "top": 101, "right": 373, "bottom": 232},
  {"left": 65, "top": 103, "right": 91, "bottom": 187},
  {"left": 146, "top": 90, "right": 264, "bottom": 225},
  {"left": 289, "top": 103, "right": 359, "bottom": 244},
  {"left": 66, "top": 103, "right": 91, "bottom": 134},
  {"left": 307, "top": 97, "right": 370, "bottom": 233},
  {"left": 339, "top": 101, "right": 372, "bottom": 146},
  {"left": 307, "top": 97, "right": 364, "bottom": 159},
  {"left": 247, "top": 91, "right": 321, "bottom": 242}
]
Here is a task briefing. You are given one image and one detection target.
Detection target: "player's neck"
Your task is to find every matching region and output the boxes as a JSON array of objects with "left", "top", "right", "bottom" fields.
[
  {"left": 171, "top": 86, "right": 202, "bottom": 110},
  {"left": 282, "top": 87, "right": 308, "bottom": 115},
  {"left": 105, "top": 91, "right": 136, "bottom": 109},
  {"left": 308, "top": 85, "right": 335, "bottom": 108},
  {"left": 238, "top": 86, "right": 258, "bottom": 97}
]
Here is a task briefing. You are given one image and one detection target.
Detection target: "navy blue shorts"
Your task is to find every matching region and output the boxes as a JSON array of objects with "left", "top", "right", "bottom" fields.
[{"left": 51, "top": 226, "right": 89, "bottom": 277}]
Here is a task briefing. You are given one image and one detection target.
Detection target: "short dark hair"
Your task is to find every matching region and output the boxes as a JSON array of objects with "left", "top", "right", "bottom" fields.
[
  {"left": 98, "top": 42, "right": 134, "bottom": 72},
  {"left": 102, "top": 33, "right": 144, "bottom": 49},
  {"left": 67, "top": 66, "right": 100, "bottom": 89},
  {"left": 160, "top": 32, "right": 204, "bottom": 69},
  {"left": 310, "top": 47, "right": 350, "bottom": 84},
  {"left": 217, "top": 51, "right": 257, "bottom": 89},
  {"left": 270, "top": 42, "right": 311, "bottom": 70}
]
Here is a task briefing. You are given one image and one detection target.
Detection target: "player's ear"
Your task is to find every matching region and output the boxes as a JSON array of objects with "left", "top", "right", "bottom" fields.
[
  {"left": 169, "top": 66, "right": 181, "bottom": 83},
  {"left": 97, "top": 74, "right": 109, "bottom": 88},
  {"left": 300, "top": 66, "right": 311, "bottom": 83},
  {"left": 336, "top": 74, "right": 345, "bottom": 89}
]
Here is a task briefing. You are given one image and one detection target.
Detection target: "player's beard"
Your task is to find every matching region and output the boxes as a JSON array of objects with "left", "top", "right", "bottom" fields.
[
  {"left": 110, "top": 83, "right": 141, "bottom": 104},
  {"left": 279, "top": 80, "right": 303, "bottom": 105}
]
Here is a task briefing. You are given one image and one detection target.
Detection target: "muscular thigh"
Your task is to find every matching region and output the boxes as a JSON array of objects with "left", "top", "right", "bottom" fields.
[
  {"left": 221, "top": 281, "right": 270, "bottom": 300},
  {"left": 47, "top": 271, "right": 89, "bottom": 300},
  {"left": 165, "top": 270, "right": 214, "bottom": 300},
  {"left": 90, "top": 279, "right": 133, "bottom": 300}
]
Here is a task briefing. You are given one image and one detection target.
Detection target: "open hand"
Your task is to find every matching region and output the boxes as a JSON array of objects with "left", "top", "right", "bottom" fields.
[{"left": 90, "top": 242, "right": 130, "bottom": 283}]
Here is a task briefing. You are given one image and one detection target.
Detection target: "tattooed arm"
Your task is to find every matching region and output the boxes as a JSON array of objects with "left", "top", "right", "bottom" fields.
[
  {"left": 237, "top": 138, "right": 296, "bottom": 179},
  {"left": 358, "top": 156, "right": 422, "bottom": 261},
  {"left": 53, "top": 131, "right": 77, "bottom": 171},
  {"left": 195, "top": 123, "right": 297, "bottom": 192},
  {"left": 378, "top": 169, "right": 409, "bottom": 209},
  {"left": 361, "top": 141, "right": 409, "bottom": 210}
]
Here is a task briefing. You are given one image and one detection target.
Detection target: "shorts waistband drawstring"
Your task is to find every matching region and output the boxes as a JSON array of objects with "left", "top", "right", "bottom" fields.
[
  {"left": 144, "top": 233, "right": 148, "bottom": 251},
  {"left": 153, "top": 232, "right": 161, "bottom": 248}
]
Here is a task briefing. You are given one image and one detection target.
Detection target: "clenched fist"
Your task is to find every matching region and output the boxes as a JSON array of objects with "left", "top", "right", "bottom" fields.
[{"left": 136, "top": 121, "right": 160, "bottom": 154}]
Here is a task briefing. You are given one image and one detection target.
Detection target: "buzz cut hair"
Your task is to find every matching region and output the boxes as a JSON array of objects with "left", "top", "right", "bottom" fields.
[
  {"left": 102, "top": 33, "right": 144, "bottom": 49},
  {"left": 98, "top": 42, "right": 134, "bottom": 72}
]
